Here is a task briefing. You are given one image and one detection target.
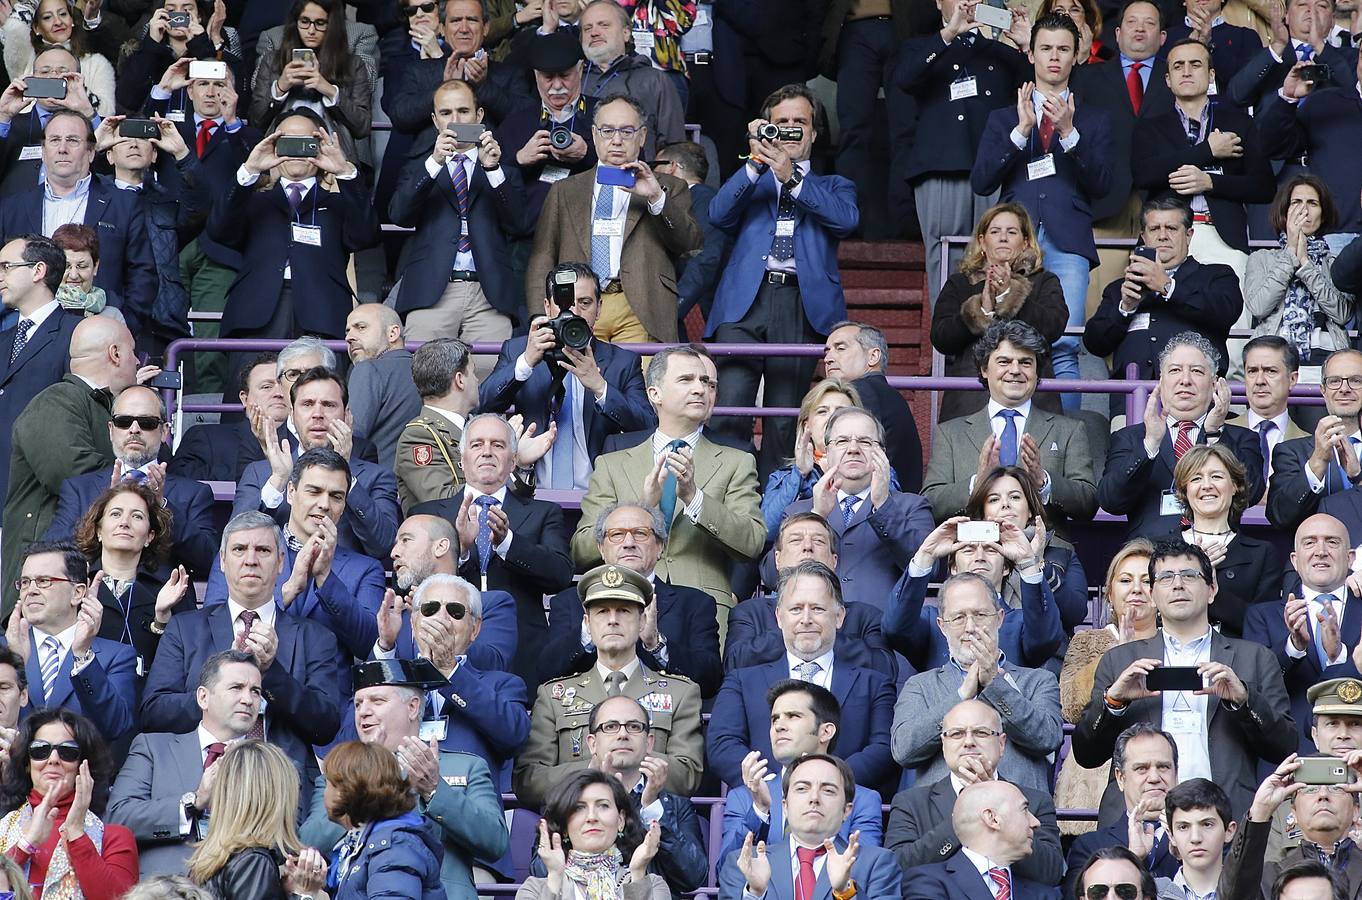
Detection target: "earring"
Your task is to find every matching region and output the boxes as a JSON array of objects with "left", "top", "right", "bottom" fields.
[{"left": 617, "top": 828, "right": 625, "bottom": 839}]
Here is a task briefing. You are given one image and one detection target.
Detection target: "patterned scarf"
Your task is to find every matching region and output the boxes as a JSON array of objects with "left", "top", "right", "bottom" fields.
[
  {"left": 54, "top": 285, "right": 107, "bottom": 316},
  {"left": 564, "top": 847, "right": 627, "bottom": 900},
  {"left": 0, "top": 790, "right": 104, "bottom": 900},
  {"left": 1277, "top": 231, "right": 1333, "bottom": 360}
]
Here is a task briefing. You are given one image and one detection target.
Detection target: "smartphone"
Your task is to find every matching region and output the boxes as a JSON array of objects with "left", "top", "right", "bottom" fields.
[
  {"left": 973, "top": 3, "right": 1013, "bottom": 30},
  {"left": 166, "top": 11, "right": 190, "bottom": 27},
  {"left": 22, "top": 77, "right": 67, "bottom": 100},
  {"left": 292, "top": 48, "right": 317, "bottom": 67},
  {"left": 118, "top": 119, "right": 161, "bottom": 140},
  {"left": 957, "top": 520, "right": 1000, "bottom": 544},
  {"left": 1297, "top": 756, "right": 1350, "bottom": 785},
  {"left": 1134, "top": 245, "right": 1158, "bottom": 262},
  {"left": 1144, "top": 666, "right": 1203, "bottom": 693},
  {"left": 1298, "top": 63, "right": 1331, "bottom": 83},
  {"left": 597, "top": 165, "right": 636, "bottom": 188},
  {"left": 275, "top": 135, "right": 320, "bottom": 158},
  {"left": 446, "top": 122, "right": 487, "bottom": 143},
  {"left": 188, "top": 60, "right": 228, "bottom": 81},
  {"left": 144, "top": 371, "right": 183, "bottom": 390}
]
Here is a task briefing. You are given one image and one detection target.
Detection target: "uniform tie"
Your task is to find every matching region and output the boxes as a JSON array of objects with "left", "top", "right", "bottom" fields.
[
  {"left": 997, "top": 408, "right": 1020, "bottom": 467},
  {"left": 1126, "top": 61, "right": 1144, "bottom": 114},
  {"left": 605, "top": 671, "right": 626, "bottom": 697},
  {"left": 1172, "top": 420, "right": 1195, "bottom": 461},
  {"left": 9, "top": 318, "right": 32, "bottom": 366},
  {"left": 195, "top": 119, "right": 215, "bottom": 157},
  {"left": 39, "top": 636, "right": 61, "bottom": 701}
]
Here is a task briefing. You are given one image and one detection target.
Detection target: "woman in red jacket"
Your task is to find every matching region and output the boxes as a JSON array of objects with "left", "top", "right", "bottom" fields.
[{"left": 0, "top": 709, "right": 137, "bottom": 899}]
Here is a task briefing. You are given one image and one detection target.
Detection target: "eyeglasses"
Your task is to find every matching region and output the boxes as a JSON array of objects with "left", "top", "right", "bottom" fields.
[
  {"left": 1324, "top": 375, "right": 1362, "bottom": 390},
  {"left": 939, "top": 609, "right": 1000, "bottom": 628},
  {"left": 940, "top": 727, "right": 1002, "bottom": 742},
  {"left": 827, "top": 436, "right": 882, "bottom": 451},
  {"left": 1299, "top": 784, "right": 1351, "bottom": 796},
  {"left": 0, "top": 261, "right": 37, "bottom": 272},
  {"left": 402, "top": 1, "right": 437, "bottom": 14},
  {"left": 594, "top": 125, "right": 642, "bottom": 139},
  {"left": 29, "top": 740, "right": 82, "bottom": 763},
  {"left": 66, "top": 259, "right": 93, "bottom": 272},
  {"left": 281, "top": 368, "right": 306, "bottom": 382},
  {"left": 1084, "top": 885, "right": 1140, "bottom": 900},
  {"left": 420, "top": 600, "right": 467, "bottom": 620},
  {"left": 110, "top": 415, "right": 163, "bottom": 430},
  {"left": 14, "top": 575, "right": 77, "bottom": 592},
  {"left": 603, "top": 527, "right": 654, "bottom": 544},
  {"left": 1151, "top": 569, "right": 1208, "bottom": 585},
  {"left": 298, "top": 15, "right": 329, "bottom": 30},
  {"left": 592, "top": 720, "right": 649, "bottom": 734}
]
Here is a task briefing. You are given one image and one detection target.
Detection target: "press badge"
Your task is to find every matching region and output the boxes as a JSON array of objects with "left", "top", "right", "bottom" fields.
[
  {"left": 1129, "top": 313, "right": 1151, "bottom": 331},
  {"left": 540, "top": 165, "right": 569, "bottom": 183},
  {"left": 593, "top": 218, "right": 624, "bottom": 237},
  {"left": 166, "top": 110, "right": 186, "bottom": 123},
  {"left": 1027, "top": 154, "right": 1056, "bottom": 180},
  {"left": 1160, "top": 491, "right": 1181, "bottom": 517},
  {"left": 632, "top": 29, "right": 655, "bottom": 51},
  {"left": 950, "top": 77, "right": 978, "bottom": 101},
  {"left": 136, "top": 655, "right": 146, "bottom": 677},
  {"left": 291, "top": 223, "right": 321, "bottom": 246},
  {"left": 419, "top": 718, "right": 448, "bottom": 742},
  {"left": 18, "top": 145, "right": 40, "bottom": 161},
  {"left": 775, "top": 220, "right": 795, "bottom": 237},
  {"left": 1164, "top": 709, "right": 1200, "bottom": 733}
]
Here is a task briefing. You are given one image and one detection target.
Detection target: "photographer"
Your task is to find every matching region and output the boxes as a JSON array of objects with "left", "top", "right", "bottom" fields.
[{"left": 479, "top": 262, "right": 655, "bottom": 490}]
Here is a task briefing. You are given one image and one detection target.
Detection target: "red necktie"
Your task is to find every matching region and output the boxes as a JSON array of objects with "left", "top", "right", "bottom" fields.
[
  {"left": 195, "top": 119, "right": 215, "bottom": 158},
  {"left": 203, "top": 742, "right": 226, "bottom": 770},
  {"left": 1038, "top": 112, "right": 1055, "bottom": 152},
  {"left": 1173, "top": 420, "right": 1196, "bottom": 460},
  {"left": 989, "top": 867, "right": 1012, "bottom": 900},
  {"left": 235, "top": 609, "right": 257, "bottom": 651},
  {"left": 1126, "top": 61, "right": 1144, "bottom": 115},
  {"left": 796, "top": 846, "right": 826, "bottom": 900}
]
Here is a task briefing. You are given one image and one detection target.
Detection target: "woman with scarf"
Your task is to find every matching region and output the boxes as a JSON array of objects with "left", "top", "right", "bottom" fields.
[
  {"left": 519, "top": 769, "right": 666, "bottom": 900},
  {"left": 0, "top": 709, "right": 136, "bottom": 900},
  {"left": 50, "top": 226, "right": 113, "bottom": 318}
]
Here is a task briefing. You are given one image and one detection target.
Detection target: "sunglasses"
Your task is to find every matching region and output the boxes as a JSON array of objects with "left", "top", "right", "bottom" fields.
[
  {"left": 420, "top": 600, "right": 467, "bottom": 620},
  {"left": 1085, "top": 885, "right": 1140, "bottom": 900},
  {"left": 110, "top": 415, "right": 163, "bottom": 430},
  {"left": 403, "top": 1, "right": 437, "bottom": 14},
  {"left": 29, "top": 740, "right": 81, "bottom": 763}
]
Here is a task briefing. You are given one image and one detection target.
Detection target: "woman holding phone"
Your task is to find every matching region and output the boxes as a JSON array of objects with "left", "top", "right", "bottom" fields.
[{"left": 115, "top": 0, "right": 243, "bottom": 112}]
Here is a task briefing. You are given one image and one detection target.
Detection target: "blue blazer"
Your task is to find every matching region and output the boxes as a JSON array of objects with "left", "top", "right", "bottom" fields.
[
  {"left": 706, "top": 658, "right": 897, "bottom": 794},
  {"left": 907, "top": 853, "right": 1062, "bottom": 900},
  {"left": 969, "top": 100, "right": 1113, "bottom": 265},
  {"left": 384, "top": 587, "right": 519, "bottom": 675},
  {"left": 14, "top": 629, "right": 138, "bottom": 742},
  {"left": 478, "top": 336, "right": 655, "bottom": 462},
  {"left": 705, "top": 165, "right": 859, "bottom": 338},
  {"left": 202, "top": 544, "right": 385, "bottom": 662},
  {"left": 883, "top": 571, "right": 1063, "bottom": 672},
  {"left": 389, "top": 144, "right": 528, "bottom": 325},
  {"left": 234, "top": 455, "right": 401, "bottom": 562},
  {"left": 719, "top": 777, "right": 883, "bottom": 867},
  {"left": 0, "top": 306, "right": 79, "bottom": 517},
  {"left": 140, "top": 604, "right": 344, "bottom": 772},
  {"left": 0, "top": 175, "right": 159, "bottom": 336},
  {"left": 717, "top": 836, "right": 901, "bottom": 900},
  {"left": 724, "top": 594, "right": 900, "bottom": 682},
  {"left": 1258, "top": 83, "right": 1362, "bottom": 233},
  {"left": 45, "top": 468, "right": 219, "bottom": 577},
  {"left": 333, "top": 811, "right": 445, "bottom": 900}
]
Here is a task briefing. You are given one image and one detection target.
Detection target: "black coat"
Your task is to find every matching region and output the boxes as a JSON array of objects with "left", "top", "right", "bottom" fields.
[
  {"left": 1072, "top": 56, "right": 1175, "bottom": 220},
  {"left": 850, "top": 372, "right": 925, "bottom": 494},
  {"left": 1258, "top": 83, "right": 1362, "bottom": 233},
  {"left": 92, "top": 566, "right": 198, "bottom": 670},
  {"left": 168, "top": 419, "right": 258, "bottom": 483},
  {"left": 493, "top": 100, "right": 598, "bottom": 225},
  {"left": 386, "top": 55, "right": 534, "bottom": 134},
  {"left": 723, "top": 593, "right": 900, "bottom": 682},
  {"left": 1163, "top": 21, "right": 1265, "bottom": 105},
  {"left": 1228, "top": 43, "right": 1358, "bottom": 116},
  {"left": 1151, "top": 530, "right": 1284, "bottom": 637}
]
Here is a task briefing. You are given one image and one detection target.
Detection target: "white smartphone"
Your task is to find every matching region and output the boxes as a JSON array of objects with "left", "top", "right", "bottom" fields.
[
  {"left": 188, "top": 60, "right": 228, "bottom": 81},
  {"left": 974, "top": 3, "right": 1014, "bottom": 30},
  {"left": 958, "top": 520, "right": 1001, "bottom": 544}
]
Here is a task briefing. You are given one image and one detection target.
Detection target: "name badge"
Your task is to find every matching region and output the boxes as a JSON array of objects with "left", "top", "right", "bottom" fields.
[
  {"left": 540, "top": 165, "right": 570, "bottom": 183},
  {"left": 632, "top": 29, "right": 656, "bottom": 51},
  {"left": 1026, "top": 153, "right": 1056, "bottom": 180},
  {"left": 418, "top": 718, "right": 448, "bottom": 742},
  {"left": 775, "top": 220, "right": 795, "bottom": 237},
  {"left": 166, "top": 109, "right": 186, "bottom": 123},
  {"left": 593, "top": 218, "right": 624, "bottom": 237},
  {"left": 694, "top": 6, "right": 710, "bottom": 24},
  {"left": 1129, "top": 312, "right": 1151, "bottom": 332},
  {"left": 291, "top": 223, "right": 321, "bottom": 246},
  {"left": 136, "top": 655, "right": 146, "bottom": 677},
  {"left": 1160, "top": 490, "right": 1182, "bottom": 517},
  {"left": 1164, "top": 709, "right": 1202, "bottom": 733},
  {"left": 18, "top": 145, "right": 41, "bottom": 161},
  {"left": 1206, "top": 80, "right": 1218, "bottom": 96},
  {"left": 950, "top": 77, "right": 978, "bottom": 101}
]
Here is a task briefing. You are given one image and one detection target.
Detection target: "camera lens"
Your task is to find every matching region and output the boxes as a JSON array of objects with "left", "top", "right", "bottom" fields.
[
  {"left": 756, "top": 123, "right": 779, "bottom": 142},
  {"left": 559, "top": 316, "right": 593, "bottom": 350},
  {"left": 550, "top": 126, "right": 573, "bottom": 151}
]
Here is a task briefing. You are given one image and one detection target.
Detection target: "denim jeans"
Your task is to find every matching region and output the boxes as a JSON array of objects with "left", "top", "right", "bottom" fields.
[{"left": 1038, "top": 226, "right": 1090, "bottom": 410}]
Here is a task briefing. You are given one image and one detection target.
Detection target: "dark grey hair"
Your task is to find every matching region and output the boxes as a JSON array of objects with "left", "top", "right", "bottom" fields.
[
  {"left": 1158, "top": 331, "right": 1222, "bottom": 377},
  {"left": 828, "top": 321, "right": 888, "bottom": 373},
  {"left": 1112, "top": 721, "right": 1179, "bottom": 774},
  {"left": 776, "top": 560, "right": 844, "bottom": 608},
  {"left": 645, "top": 344, "right": 712, "bottom": 390},
  {"left": 218, "top": 510, "right": 285, "bottom": 557},
  {"left": 411, "top": 337, "right": 473, "bottom": 399}
]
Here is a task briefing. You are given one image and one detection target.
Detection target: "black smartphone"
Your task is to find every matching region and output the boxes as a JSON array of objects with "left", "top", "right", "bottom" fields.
[
  {"left": 1298, "top": 63, "right": 1331, "bottom": 83},
  {"left": 1145, "top": 666, "right": 1203, "bottom": 693},
  {"left": 1134, "top": 245, "right": 1158, "bottom": 262},
  {"left": 144, "top": 371, "right": 182, "bottom": 390},
  {"left": 275, "top": 135, "right": 320, "bottom": 158},
  {"left": 118, "top": 119, "right": 160, "bottom": 140},
  {"left": 23, "top": 77, "right": 67, "bottom": 100},
  {"left": 446, "top": 122, "right": 487, "bottom": 143},
  {"left": 166, "top": 11, "right": 190, "bottom": 27}
]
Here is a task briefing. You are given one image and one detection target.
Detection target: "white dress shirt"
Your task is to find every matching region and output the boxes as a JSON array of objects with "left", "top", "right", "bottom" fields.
[
  {"left": 1160, "top": 627, "right": 1213, "bottom": 782},
  {"left": 785, "top": 648, "right": 835, "bottom": 689},
  {"left": 960, "top": 846, "right": 1012, "bottom": 898},
  {"left": 1009, "top": 89, "right": 1081, "bottom": 152},
  {"left": 975, "top": 398, "right": 1053, "bottom": 501},
  {"left": 42, "top": 174, "right": 91, "bottom": 236},
  {"left": 590, "top": 167, "right": 667, "bottom": 280},
  {"left": 1284, "top": 585, "right": 1349, "bottom": 666},
  {"left": 16, "top": 298, "right": 59, "bottom": 335},
  {"left": 743, "top": 159, "right": 811, "bottom": 276},
  {"left": 652, "top": 427, "right": 705, "bottom": 519},
  {"left": 422, "top": 146, "right": 508, "bottom": 271}
]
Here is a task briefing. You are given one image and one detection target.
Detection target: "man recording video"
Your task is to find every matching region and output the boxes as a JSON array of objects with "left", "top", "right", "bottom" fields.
[{"left": 479, "top": 262, "right": 656, "bottom": 489}]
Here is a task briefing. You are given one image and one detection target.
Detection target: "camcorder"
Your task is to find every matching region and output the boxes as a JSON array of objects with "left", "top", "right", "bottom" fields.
[{"left": 752, "top": 123, "right": 803, "bottom": 143}]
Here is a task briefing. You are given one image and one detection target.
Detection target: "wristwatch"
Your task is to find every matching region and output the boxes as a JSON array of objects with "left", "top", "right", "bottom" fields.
[
  {"left": 784, "top": 168, "right": 804, "bottom": 192},
  {"left": 181, "top": 792, "right": 197, "bottom": 819},
  {"left": 833, "top": 880, "right": 858, "bottom": 900}
]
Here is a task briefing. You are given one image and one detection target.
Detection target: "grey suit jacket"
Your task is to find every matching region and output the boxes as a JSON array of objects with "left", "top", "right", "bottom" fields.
[
  {"left": 921, "top": 406, "right": 1098, "bottom": 530},
  {"left": 105, "top": 731, "right": 202, "bottom": 876},
  {"left": 347, "top": 348, "right": 422, "bottom": 470},
  {"left": 891, "top": 660, "right": 1062, "bottom": 792}
]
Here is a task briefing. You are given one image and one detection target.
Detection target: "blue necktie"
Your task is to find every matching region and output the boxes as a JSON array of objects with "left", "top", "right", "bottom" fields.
[
  {"left": 550, "top": 378, "right": 577, "bottom": 489},
  {"left": 124, "top": 468, "right": 147, "bottom": 484},
  {"left": 659, "top": 439, "right": 688, "bottom": 530},
  {"left": 841, "top": 495, "right": 859, "bottom": 527},
  {"left": 590, "top": 185, "right": 615, "bottom": 285},
  {"left": 1299, "top": 43, "right": 1315, "bottom": 60},
  {"left": 474, "top": 495, "right": 497, "bottom": 575},
  {"left": 770, "top": 181, "right": 797, "bottom": 261},
  {"left": 1330, "top": 436, "right": 1360, "bottom": 490},
  {"left": 1311, "top": 594, "right": 1338, "bottom": 667},
  {"left": 1258, "top": 420, "right": 1274, "bottom": 485},
  {"left": 998, "top": 409, "right": 1020, "bottom": 467}
]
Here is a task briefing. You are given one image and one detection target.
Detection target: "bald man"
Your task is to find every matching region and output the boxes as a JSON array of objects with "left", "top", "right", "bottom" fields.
[
  {"left": 345, "top": 304, "right": 422, "bottom": 468},
  {"left": 904, "top": 780, "right": 1060, "bottom": 899},
  {"left": 3, "top": 316, "right": 142, "bottom": 616}
]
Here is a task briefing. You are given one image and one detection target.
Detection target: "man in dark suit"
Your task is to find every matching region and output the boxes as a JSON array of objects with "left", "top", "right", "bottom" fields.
[
  {"left": 902, "top": 779, "right": 1060, "bottom": 900},
  {"left": 706, "top": 561, "right": 897, "bottom": 794},
  {"left": 1163, "top": 0, "right": 1265, "bottom": 101},
  {"left": 1096, "top": 332, "right": 1262, "bottom": 538},
  {"left": 707, "top": 83, "right": 858, "bottom": 477},
  {"left": 390, "top": 78, "right": 527, "bottom": 348},
  {"left": 718, "top": 753, "right": 902, "bottom": 900},
  {"left": 725, "top": 512, "right": 898, "bottom": 680},
  {"left": 170, "top": 352, "right": 284, "bottom": 483},
  {"left": 410, "top": 412, "right": 575, "bottom": 684},
  {"left": 0, "top": 48, "right": 103, "bottom": 195},
  {"left": 479, "top": 263, "right": 654, "bottom": 490},
  {"left": 1228, "top": 0, "right": 1357, "bottom": 114},
  {"left": 106, "top": 649, "right": 267, "bottom": 876},
  {"left": 888, "top": 699, "right": 1063, "bottom": 885},
  {"left": 654, "top": 142, "right": 729, "bottom": 340},
  {"left": 0, "top": 234, "right": 80, "bottom": 516},
  {"left": 1072, "top": 540, "right": 1296, "bottom": 824},
  {"left": 0, "top": 111, "right": 158, "bottom": 339},
  {"left": 821, "top": 320, "right": 925, "bottom": 493},
  {"left": 206, "top": 108, "right": 380, "bottom": 343},
  {"left": 542, "top": 502, "right": 721, "bottom": 695},
  {"left": 1267, "top": 349, "right": 1362, "bottom": 532},
  {"left": 141, "top": 511, "right": 344, "bottom": 776},
  {"left": 1064, "top": 722, "right": 1182, "bottom": 895},
  {"left": 971, "top": 12, "right": 1113, "bottom": 391},
  {"left": 345, "top": 304, "right": 421, "bottom": 470},
  {"left": 1086, "top": 199, "right": 1243, "bottom": 385},
  {"left": 774, "top": 407, "right": 934, "bottom": 611},
  {"left": 1132, "top": 39, "right": 1275, "bottom": 256},
  {"left": 234, "top": 367, "right": 401, "bottom": 561},
  {"left": 45, "top": 385, "right": 217, "bottom": 577}
]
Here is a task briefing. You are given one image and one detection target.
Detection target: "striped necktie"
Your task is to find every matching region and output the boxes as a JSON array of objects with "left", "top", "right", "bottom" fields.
[{"left": 39, "top": 636, "right": 61, "bottom": 701}]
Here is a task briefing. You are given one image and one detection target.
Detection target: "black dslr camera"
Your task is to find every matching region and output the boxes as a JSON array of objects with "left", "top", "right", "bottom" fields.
[
  {"left": 753, "top": 123, "right": 804, "bottom": 142},
  {"left": 540, "top": 270, "right": 593, "bottom": 369},
  {"left": 549, "top": 123, "right": 574, "bottom": 150}
]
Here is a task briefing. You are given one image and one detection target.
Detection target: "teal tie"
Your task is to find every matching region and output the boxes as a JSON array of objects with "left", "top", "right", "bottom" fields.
[{"left": 659, "top": 439, "right": 688, "bottom": 530}]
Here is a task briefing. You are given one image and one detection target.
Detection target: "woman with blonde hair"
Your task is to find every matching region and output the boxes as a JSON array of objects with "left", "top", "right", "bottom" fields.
[
  {"left": 186, "top": 741, "right": 327, "bottom": 900},
  {"left": 931, "top": 202, "right": 1068, "bottom": 420},
  {"left": 0, "top": 848, "right": 35, "bottom": 899}
]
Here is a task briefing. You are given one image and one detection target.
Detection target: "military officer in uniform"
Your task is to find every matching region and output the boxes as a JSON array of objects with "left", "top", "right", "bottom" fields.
[
  {"left": 512, "top": 563, "right": 705, "bottom": 810},
  {"left": 300, "top": 658, "right": 510, "bottom": 900},
  {"left": 395, "top": 337, "right": 478, "bottom": 512}
]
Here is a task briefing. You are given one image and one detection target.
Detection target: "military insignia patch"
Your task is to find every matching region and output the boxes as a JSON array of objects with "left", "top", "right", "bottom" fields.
[{"left": 412, "top": 444, "right": 434, "bottom": 466}]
